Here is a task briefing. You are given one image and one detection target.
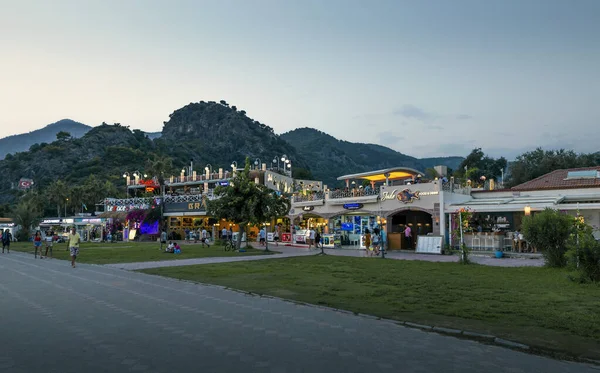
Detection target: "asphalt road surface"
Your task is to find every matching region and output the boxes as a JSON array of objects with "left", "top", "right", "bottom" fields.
[{"left": 0, "top": 252, "right": 597, "bottom": 373}]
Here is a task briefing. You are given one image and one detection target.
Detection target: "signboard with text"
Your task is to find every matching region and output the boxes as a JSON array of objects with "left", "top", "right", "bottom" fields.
[{"left": 163, "top": 202, "right": 207, "bottom": 214}]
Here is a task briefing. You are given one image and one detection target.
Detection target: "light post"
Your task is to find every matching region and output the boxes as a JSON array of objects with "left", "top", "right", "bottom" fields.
[
  {"left": 281, "top": 155, "right": 292, "bottom": 177},
  {"left": 230, "top": 161, "right": 238, "bottom": 177},
  {"left": 254, "top": 158, "right": 262, "bottom": 170},
  {"left": 272, "top": 156, "right": 280, "bottom": 171},
  {"left": 122, "top": 172, "right": 130, "bottom": 197},
  {"left": 65, "top": 198, "right": 69, "bottom": 217}
]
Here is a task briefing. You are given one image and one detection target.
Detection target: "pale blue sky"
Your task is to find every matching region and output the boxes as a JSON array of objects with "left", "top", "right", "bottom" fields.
[{"left": 1, "top": 0, "right": 598, "bottom": 158}]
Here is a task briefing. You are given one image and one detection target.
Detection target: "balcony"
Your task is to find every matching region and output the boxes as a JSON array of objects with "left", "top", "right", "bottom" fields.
[
  {"left": 293, "top": 191, "right": 325, "bottom": 203},
  {"left": 164, "top": 191, "right": 218, "bottom": 203}
]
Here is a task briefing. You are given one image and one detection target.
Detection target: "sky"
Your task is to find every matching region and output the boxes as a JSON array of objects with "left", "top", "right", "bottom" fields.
[{"left": 1, "top": 0, "right": 599, "bottom": 159}]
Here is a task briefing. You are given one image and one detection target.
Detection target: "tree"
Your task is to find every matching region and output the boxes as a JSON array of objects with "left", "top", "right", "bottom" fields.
[
  {"left": 207, "top": 158, "right": 289, "bottom": 250},
  {"left": 248, "top": 184, "right": 290, "bottom": 252},
  {"left": 11, "top": 194, "right": 43, "bottom": 241},
  {"left": 146, "top": 156, "right": 173, "bottom": 235},
  {"left": 456, "top": 148, "right": 507, "bottom": 182},
  {"left": 292, "top": 167, "right": 314, "bottom": 180},
  {"left": 522, "top": 208, "right": 573, "bottom": 268},
  {"left": 219, "top": 100, "right": 229, "bottom": 107},
  {"left": 56, "top": 131, "right": 72, "bottom": 141},
  {"left": 45, "top": 180, "right": 69, "bottom": 217},
  {"left": 507, "top": 148, "right": 600, "bottom": 187},
  {"left": 231, "top": 105, "right": 237, "bottom": 111}
]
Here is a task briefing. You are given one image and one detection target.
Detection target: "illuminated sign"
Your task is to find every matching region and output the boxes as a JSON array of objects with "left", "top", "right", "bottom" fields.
[
  {"left": 302, "top": 206, "right": 314, "bottom": 211},
  {"left": 343, "top": 203, "right": 363, "bottom": 210},
  {"left": 218, "top": 181, "right": 229, "bottom": 186},
  {"left": 381, "top": 189, "right": 438, "bottom": 203}
]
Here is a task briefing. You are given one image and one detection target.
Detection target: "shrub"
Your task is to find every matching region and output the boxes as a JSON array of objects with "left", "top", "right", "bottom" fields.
[
  {"left": 568, "top": 234, "right": 600, "bottom": 283},
  {"left": 522, "top": 208, "right": 573, "bottom": 268}
]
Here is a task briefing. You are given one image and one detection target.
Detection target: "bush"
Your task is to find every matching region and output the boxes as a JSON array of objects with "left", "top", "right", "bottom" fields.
[
  {"left": 522, "top": 208, "right": 572, "bottom": 267},
  {"left": 568, "top": 235, "right": 600, "bottom": 283}
]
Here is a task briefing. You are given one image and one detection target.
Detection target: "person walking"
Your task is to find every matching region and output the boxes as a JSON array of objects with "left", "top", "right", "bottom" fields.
[
  {"left": 259, "top": 227, "right": 266, "bottom": 246},
  {"left": 404, "top": 225, "right": 412, "bottom": 249},
  {"left": 273, "top": 224, "right": 280, "bottom": 247},
  {"left": 201, "top": 227, "right": 209, "bottom": 247},
  {"left": 67, "top": 227, "right": 81, "bottom": 268},
  {"left": 364, "top": 228, "right": 372, "bottom": 257},
  {"left": 43, "top": 230, "right": 54, "bottom": 259},
  {"left": 372, "top": 228, "right": 381, "bottom": 256},
  {"left": 308, "top": 228, "right": 315, "bottom": 250},
  {"left": 33, "top": 231, "right": 43, "bottom": 259},
  {"left": 2, "top": 229, "right": 12, "bottom": 253}
]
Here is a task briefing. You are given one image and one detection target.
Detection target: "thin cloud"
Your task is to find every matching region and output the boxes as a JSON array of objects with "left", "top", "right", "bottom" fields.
[
  {"left": 377, "top": 131, "right": 405, "bottom": 147},
  {"left": 393, "top": 104, "right": 435, "bottom": 121},
  {"left": 456, "top": 114, "right": 473, "bottom": 120}
]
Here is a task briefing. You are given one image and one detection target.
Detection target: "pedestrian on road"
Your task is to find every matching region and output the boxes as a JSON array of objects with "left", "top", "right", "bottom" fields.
[
  {"left": 43, "top": 230, "right": 54, "bottom": 259},
  {"left": 2, "top": 229, "right": 12, "bottom": 253},
  {"left": 67, "top": 227, "right": 81, "bottom": 268},
  {"left": 33, "top": 231, "right": 43, "bottom": 259}
]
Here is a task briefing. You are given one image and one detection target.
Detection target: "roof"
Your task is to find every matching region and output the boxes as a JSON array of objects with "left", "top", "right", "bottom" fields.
[
  {"left": 337, "top": 167, "right": 422, "bottom": 183},
  {"left": 512, "top": 166, "right": 600, "bottom": 191}
]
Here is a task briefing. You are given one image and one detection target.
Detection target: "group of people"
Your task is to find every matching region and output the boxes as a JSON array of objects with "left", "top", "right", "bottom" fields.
[
  {"left": 164, "top": 241, "right": 182, "bottom": 253},
  {"left": 258, "top": 225, "right": 281, "bottom": 246},
  {"left": 363, "top": 227, "right": 385, "bottom": 257},
  {"left": 32, "top": 230, "right": 58, "bottom": 259},
  {"left": 184, "top": 228, "right": 210, "bottom": 246}
]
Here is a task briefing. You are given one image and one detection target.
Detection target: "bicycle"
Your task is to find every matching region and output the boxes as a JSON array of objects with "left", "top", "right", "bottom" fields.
[{"left": 223, "top": 239, "right": 236, "bottom": 252}]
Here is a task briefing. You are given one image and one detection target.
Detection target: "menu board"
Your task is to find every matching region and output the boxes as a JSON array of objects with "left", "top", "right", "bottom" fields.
[{"left": 415, "top": 235, "right": 443, "bottom": 254}]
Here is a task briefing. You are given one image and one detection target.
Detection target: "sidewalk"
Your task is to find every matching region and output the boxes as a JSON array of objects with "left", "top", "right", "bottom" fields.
[{"left": 107, "top": 242, "right": 544, "bottom": 270}]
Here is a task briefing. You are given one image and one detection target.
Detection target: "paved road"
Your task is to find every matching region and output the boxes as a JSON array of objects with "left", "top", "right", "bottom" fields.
[{"left": 0, "top": 252, "right": 595, "bottom": 373}]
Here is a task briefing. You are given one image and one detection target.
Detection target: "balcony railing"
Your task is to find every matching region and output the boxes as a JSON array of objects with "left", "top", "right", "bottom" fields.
[
  {"left": 164, "top": 191, "right": 218, "bottom": 203},
  {"left": 128, "top": 173, "right": 232, "bottom": 186},
  {"left": 293, "top": 192, "right": 325, "bottom": 203},
  {"left": 330, "top": 187, "right": 380, "bottom": 200}
]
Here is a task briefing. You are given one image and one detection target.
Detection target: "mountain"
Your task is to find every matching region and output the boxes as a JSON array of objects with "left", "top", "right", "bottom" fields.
[
  {"left": 159, "top": 101, "right": 309, "bottom": 172},
  {"left": 0, "top": 120, "right": 162, "bottom": 160},
  {"left": 280, "top": 128, "right": 463, "bottom": 186},
  {"left": 0, "top": 119, "right": 91, "bottom": 160},
  {"left": 0, "top": 101, "right": 463, "bottom": 206}
]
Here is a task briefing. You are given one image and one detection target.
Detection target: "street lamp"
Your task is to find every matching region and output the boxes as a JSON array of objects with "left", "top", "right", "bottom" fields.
[
  {"left": 287, "top": 161, "right": 292, "bottom": 177},
  {"left": 230, "top": 161, "right": 238, "bottom": 170},
  {"left": 254, "top": 158, "right": 262, "bottom": 170},
  {"left": 65, "top": 198, "right": 69, "bottom": 218},
  {"left": 272, "top": 156, "right": 279, "bottom": 171}
]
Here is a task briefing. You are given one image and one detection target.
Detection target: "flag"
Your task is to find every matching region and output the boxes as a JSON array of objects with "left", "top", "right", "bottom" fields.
[{"left": 82, "top": 203, "right": 88, "bottom": 211}]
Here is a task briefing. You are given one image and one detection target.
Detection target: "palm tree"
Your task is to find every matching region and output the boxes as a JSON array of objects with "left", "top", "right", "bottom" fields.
[
  {"left": 45, "top": 180, "right": 69, "bottom": 217},
  {"left": 12, "top": 195, "right": 43, "bottom": 241},
  {"left": 146, "top": 157, "right": 173, "bottom": 246}
]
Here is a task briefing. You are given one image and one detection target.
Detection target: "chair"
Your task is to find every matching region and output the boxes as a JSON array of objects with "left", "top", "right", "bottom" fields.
[
  {"left": 504, "top": 234, "right": 513, "bottom": 251},
  {"left": 471, "top": 233, "right": 482, "bottom": 251}
]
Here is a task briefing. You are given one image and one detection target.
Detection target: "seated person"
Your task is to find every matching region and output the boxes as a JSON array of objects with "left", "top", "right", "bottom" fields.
[
  {"left": 174, "top": 242, "right": 182, "bottom": 254},
  {"left": 165, "top": 241, "right": 175, "bottom": 253}
]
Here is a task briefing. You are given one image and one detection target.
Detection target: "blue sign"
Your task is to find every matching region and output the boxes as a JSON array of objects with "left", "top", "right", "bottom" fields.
[
  {"left": 218, "top": 181, "right": 229, "bottom": 186},
  {"left": 343, "top": 203, "right": 363, "bottom": 210}
]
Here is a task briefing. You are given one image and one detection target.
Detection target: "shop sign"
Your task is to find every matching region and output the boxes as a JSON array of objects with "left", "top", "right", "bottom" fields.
[
  {"left": 343, "top": 203, "right": 363, "bottom": 210},
  {"left": 108, "top": 204, "right": 150, "bottom": 212},
  {"left": 163, "top": 201, "right": 207, "bottom": 213},
  {"left": 281, "top": 233, "right": 292, "bottom": 242},
  {"left": 78, "top": 218, "right": 103, "bottom": 224},
  {"left": 218, "top": 181, "right": 229, "bottom": 186},
  {"left": 380, "top": 188, "right": 436, "bottom": 203},
  {"left": 302, "top": 206, "right": 314, "bottom": 211},
  {"left": 42, "top": 219, "right": 62, "bottom": 224}
]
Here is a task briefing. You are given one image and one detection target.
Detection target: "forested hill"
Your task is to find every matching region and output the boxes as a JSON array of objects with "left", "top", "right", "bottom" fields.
[
  {"left": 280, "top": 128, "right": 463, "bottom": 185},
  {"left": 0, "top": 119, "right": 91, "bottom": 160}
]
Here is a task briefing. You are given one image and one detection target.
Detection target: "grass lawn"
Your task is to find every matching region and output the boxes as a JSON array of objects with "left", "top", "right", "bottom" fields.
[
  {"left": 8, "top": 241, "right": 274, "bottom": 264},
  {"left": 141, "top": 256, "right": 600, "bottom": 360}
]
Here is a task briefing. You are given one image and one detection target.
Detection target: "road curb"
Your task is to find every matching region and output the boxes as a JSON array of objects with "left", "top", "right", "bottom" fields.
[{"left": 494, "top": 338, "right": 530, "bottom": 350}]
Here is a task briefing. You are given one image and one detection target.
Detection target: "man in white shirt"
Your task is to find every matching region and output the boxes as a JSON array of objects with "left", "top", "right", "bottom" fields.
[
  {"left": 201, "top": 228, "right": 209, "bottom": 247},
  {"left": 222, "top": 227, "right": 227, "bottom": 240},
  {"left": 308, "top": 228, "right": 316, "bottom": 249}
]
